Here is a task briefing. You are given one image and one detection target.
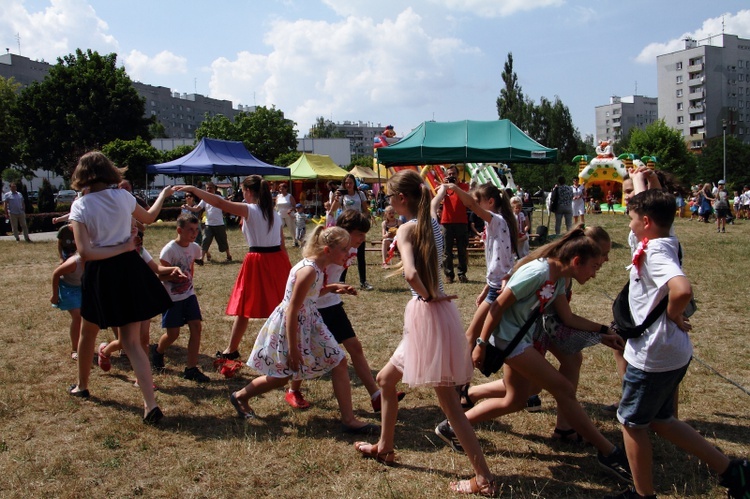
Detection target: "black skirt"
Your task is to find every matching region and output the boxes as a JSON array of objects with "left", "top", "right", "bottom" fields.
[{"left": 81, "top": 250, "right": 172, "bottom": 329}]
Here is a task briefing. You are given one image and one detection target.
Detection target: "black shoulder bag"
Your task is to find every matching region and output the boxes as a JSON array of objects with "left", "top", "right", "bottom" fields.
[
  {"left": 611, "top": 280, "right": 668, "bottom": 340},
  {"left": 480, "top": 308, "right": 542, "bottom": 377}
]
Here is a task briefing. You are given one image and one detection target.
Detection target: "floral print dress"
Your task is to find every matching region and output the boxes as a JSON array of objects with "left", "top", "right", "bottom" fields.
[{"left": 248, "top": 258, "right": 344, "bottom": 380}]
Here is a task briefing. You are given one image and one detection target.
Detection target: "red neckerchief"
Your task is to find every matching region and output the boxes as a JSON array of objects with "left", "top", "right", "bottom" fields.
[
  {"left": 536, "top": 280, "right": 557, "bottom": 313},
  {"left": 632, "top": 238, "right": 649, "bottom": 276}
]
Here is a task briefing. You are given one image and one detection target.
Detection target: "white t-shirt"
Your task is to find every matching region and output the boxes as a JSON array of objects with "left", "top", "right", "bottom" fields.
[
  {"left": 69, "top": 188, "right": 136, "bottom": 247},
  {"left": 624, "top": 236, "right": 692, "bottom": 372},
  {"left": 295, "top": 212, "right": 307, "bottom": 229},
  {"left": 317, "top": 247, "right": 358, "bottom": 309},
  {"left": 484, "top": 212, "right": 514, "bottom": 289},
  {"left": 197, "top": 200, "right": 225, "bottom": 226},
  {"left": 341, "top": 191, "right": 366, "bottom": 213},
  {"left": 241, "top": 203, "right": 282, "bottom": 247},
  {"left": 159, "top": 240, "right": 202, "bottom": 302}
]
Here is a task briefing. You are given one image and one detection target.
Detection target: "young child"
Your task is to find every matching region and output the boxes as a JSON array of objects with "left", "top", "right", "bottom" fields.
[
  {"left": 229, "top": 226, "right": 372, "bottom": 435},
  {"left": 354, "top": 170, "right": 497, "bottom": 496},
  {"left": 286, "top": 209, "right": 401, "bottom": 417},
  {"left": 97, "top": 229, "right": 186, "bottom": 381},
  {"left": 436, "top": 225, "right": 632, "bottom": 484},
  {"left": 607, "top": 190, "right": 616, "bottom": 213},
  {"left": 323, "top": 200, "right": 335, "bottom": 228},
  {"left": 181, "top": 192, "right": 204, "bottom": 248},
  {"left": 434, "top": 182, "right": 517, "bottom": 369},
  {"left": 51, "top": 252, "right": 84, "bottom": 360},
  {"left": 179, "top": 176, "right": 292, "bottom": 370},
  {"left": 67, "top": 151, "right": 174, "bottom": 424},
  {"left": 380, "top": 205, "right": 400, "bottom": 268},
  {"left": 56, "top": 222, "right": 77, "bottom": 263},
  {"left": 150, "top": 214, "right": 209, "bottom": 382},
  {"left": 604, "top": 189, "right": 749, "bottom": 499},
  {"left": 511, "top": 195, "right": 530, "bottom": 258},
  {"left": 293, "top": 203, "right": 307, "bottom": 247}
]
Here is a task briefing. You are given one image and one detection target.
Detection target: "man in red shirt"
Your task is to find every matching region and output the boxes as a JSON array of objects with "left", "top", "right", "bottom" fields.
[{"left": 438, "top": 164, "right": 470, "bottom": 283}]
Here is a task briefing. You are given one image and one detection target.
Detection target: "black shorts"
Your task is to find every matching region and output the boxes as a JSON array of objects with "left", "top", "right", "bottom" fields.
[
  {"left": 715, "top": 207, "right": 730, "bottom": 218},
  {"left": 318, "top": 302, "right": 356, "bottom": 343}
]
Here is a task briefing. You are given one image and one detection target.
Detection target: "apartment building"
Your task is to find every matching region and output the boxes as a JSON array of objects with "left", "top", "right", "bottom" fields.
[
  {"left": 0, "top": 52, "right": 240, "bottom": 139},
  {"left": 595, "top": 95, "right": 658, "bottom": 143},
  {"left": 657, "top": 33, "right": 750, "bottom": 150}
]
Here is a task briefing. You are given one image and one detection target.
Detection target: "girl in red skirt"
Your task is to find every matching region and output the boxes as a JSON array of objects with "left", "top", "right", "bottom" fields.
[{"left": 178, "top": 176, "right": 291, "bottom": 367}]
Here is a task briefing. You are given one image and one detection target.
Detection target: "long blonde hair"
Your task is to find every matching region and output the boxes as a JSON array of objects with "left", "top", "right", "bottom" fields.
[
  {"left": 302, "top": 225, "right": 349, "bottom": 259},
  {"left": 387, "top": 170, "right": 440, "bottom": 300}
]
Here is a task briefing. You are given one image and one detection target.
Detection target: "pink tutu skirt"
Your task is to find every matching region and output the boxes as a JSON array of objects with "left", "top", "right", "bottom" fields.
[{"left": 390, "top": 297, "right": 473, "bottom": 387}]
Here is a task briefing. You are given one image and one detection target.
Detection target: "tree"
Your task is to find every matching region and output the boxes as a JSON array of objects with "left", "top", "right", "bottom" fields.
[
  {"left": 275, "top": 150, "right": 302, "bottom": 167},
  {"left": 161, "top": 144, "right": 195, "bottom": 162},
  {"left": 0, "top": 76, "right": 22, "bottom": 171},
  {"left": 196, "top": 105, "right": 298, "bottom": 165},
  {"left": 626, "top": 120, "right": 697, "bottom": 182},
  {"left": 308, "top": 117, "right": 344, "bottom": 138},
  {"left": 697, "top": 135, "right": 750, "bottom": 188},
  {"left": 101, "top": 137, "right": 161, "bottom": 188},
  {"left": 495, "top": 53, "right": 585, "bottom": 165},
  {"left": 496, "top": 53, "right": 529, "bottom": 128},
  {"left": 348, "top": 155, "right": 375, "bottom": 171},
  {"left": 15, "top": 49, "right": 152, "bottom": 178},
  {"left": 149, "top": 119, "right": 168, "bottom": 138},
  {"left": 38, "top": 178, "right": 56, "bottom": 213}
]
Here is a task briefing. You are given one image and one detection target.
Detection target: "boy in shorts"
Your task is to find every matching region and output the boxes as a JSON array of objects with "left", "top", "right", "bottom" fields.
[
  {"left": 151, "top": 214, "right": 209, "bottom": 382},
  {"left": 605, "top": 190, "right": 748, "bottom": 499}
]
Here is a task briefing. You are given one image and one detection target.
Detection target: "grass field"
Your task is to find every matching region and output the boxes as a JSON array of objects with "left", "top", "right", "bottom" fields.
[{"left": 0, "top": 212, "right": 747, "bottom": 498}]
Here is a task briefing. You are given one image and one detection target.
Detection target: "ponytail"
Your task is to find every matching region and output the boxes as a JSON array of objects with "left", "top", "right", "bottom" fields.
[{"left": 515, "top": 223, "right": 600, "bottom": 271}]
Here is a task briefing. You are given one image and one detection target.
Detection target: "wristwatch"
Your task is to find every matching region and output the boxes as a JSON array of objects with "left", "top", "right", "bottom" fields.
[{"left": 475, "top": 337, "right": 487, "bottom": 347}]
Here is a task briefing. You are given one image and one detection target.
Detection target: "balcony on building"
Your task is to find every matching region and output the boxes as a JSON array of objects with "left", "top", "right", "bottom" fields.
[{"left": 689, "top": 119, "right": 704, "bottom": 127}]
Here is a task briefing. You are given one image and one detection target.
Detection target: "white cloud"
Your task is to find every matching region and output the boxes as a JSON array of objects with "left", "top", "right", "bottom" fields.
[
  {"left": 123, "top": 50, "right": 187, "bottom": 80},
  {"left": 636, "top": 9, "right": 750, "bottom": 64},
  {"left": 322, "top": 0, "right": 563, "bottom": 19},
  {"left": 0, "top": 0, "right": 117, "bottom": 61},
  {"left": 208, "top": 8, "right": 478, "bottom": 134}
]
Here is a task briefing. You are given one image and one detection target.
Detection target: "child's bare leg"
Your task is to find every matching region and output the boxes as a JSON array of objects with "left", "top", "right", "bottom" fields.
[
  {"left": 466, "top": 378, "right": 507, "bottom": 404},
  {"left": 185, "top": 320, "right": 202, "bottom": 368},
  {"left": 74, "top": 319, "right": 99, "bottom": 391},
  {"left": 507, "top": 348, "right": 617, "bottom": 456},
  {"left": 156, "top": 327, "right": 180, "bottom": 356},
  {"left": 101, "top": 339, "right": 121, "bottom": 358},
  {"left": 365, "top": 362, "right": 402, "bottom": 453},
  {"left": 435, "top": 385, "right": 493, "bottom": 489},
  {"left": 290, "top": 379, "right": 303, "bottom": 391},
  {"left": 234, "top": 375, "right": 289, "bottom": 410},
  {"left": 224, "top": 316, "right": 248, "bottom": 354},
  {"left": 120, "top": 321, "right": 158, "bottom": 414},
  {"left": 342, "top": 337, "right": 379, "bottom": 396},
  {"left": 381, "top": 239, "right": 389, "bottom": 263},
  {"left": 549, "top": 347, "right": 583, "bottom": 431},
  {"left": 650, "top": 419, "right": 730, "bottom": 473},
  {"left": 464, "top": 366, "right": 532, "bottom": 424},
  {"left": 622, "top": 426, "right": 655, "bottom": 496},
  {"left": 68, "top": 308, "right": 81, "bottom": 353},
  {"left": 139, "top": 320, "right": 150, "bottom": 354},
  {"left": 331, "top": 358, "right": 369, "bottom": 428}
]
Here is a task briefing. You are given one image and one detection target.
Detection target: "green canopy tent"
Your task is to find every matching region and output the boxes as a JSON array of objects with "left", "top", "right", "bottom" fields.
[{"left": 375, "top": 119, "right": 557, "bottom": 166}]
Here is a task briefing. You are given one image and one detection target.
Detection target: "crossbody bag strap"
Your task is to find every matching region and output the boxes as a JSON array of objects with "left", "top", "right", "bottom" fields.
[{"left": 503, "top": 307, "right": 542, "bottom": 356}]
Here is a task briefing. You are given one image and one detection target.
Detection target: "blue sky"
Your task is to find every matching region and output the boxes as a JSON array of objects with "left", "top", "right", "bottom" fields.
[{"left": 2, "top": 0, "right": 749, "bottom": 145}]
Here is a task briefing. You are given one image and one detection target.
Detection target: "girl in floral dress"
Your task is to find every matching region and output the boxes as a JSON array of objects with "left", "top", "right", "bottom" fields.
[{"left": 229, "top": 226, "right": 368, "bottom": 427}]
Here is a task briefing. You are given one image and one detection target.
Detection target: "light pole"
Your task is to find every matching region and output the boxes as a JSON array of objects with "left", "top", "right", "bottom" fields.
[{"left": 722, "top": 119, "right": 727, "bottom": 182}]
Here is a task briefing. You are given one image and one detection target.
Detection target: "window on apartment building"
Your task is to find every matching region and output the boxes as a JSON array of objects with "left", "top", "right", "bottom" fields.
[
  {"left": 741, "top": 101, "right": 745, "bottom": 109},
  {"left": 740, "top": 128, "right": 744, "bottom": 135},
  {"left": 677, "top": 103, "right": 683, "bottom": 111},
  {"left": 151, "top": 110, "right": 156, "bottom": 116},
  {"left": 605, "top": 111, "right": 610, "bottom": 117},
  {"left": 677, "top": 116, "right": 684, "bottom": 124},
  {"left": 676, "top": 62, "right": 683, "bottom": 70},
  {"left": 741, "top": 61, "right": 745, "bottom": 68},
  {"left": 151, "top": 100, "right": 156, "bottom": 106},
  {"left": 676, "top": 89, "right": 683, "bottom": 97},
  {"left": 676, "top": 75, "right": 683, "bottom": 84}
]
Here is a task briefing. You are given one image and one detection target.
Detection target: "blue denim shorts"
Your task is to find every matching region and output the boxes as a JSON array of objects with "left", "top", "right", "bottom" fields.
[
  {"left": 162, "top": 294, "right": 202, "bottom": 328},
  {"left": 484, "top": 285, "right": 502, "bottom": 304},
  {"left": 617, "top": 360, "right": 690, "bottom": 428}
]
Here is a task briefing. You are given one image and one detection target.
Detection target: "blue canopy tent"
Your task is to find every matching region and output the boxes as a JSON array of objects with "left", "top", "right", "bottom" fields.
[{"left": 147, "top": 138, "right": 290, "bottom": 177}]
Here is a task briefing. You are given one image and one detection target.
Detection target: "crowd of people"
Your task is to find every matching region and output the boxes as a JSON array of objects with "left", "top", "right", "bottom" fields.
[{"left": 51, "top": 152, "right": 748, "bottom": 498}]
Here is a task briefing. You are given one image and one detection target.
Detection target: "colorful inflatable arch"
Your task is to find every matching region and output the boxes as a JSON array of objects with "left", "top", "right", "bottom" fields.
[{"left": 575, "top": 147, "right": 650, "bottom": 210}]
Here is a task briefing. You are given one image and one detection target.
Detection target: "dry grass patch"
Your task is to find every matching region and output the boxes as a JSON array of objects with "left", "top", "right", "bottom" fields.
[{"left": 0, "top": 214, "right": 747, "bottom": 498}]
